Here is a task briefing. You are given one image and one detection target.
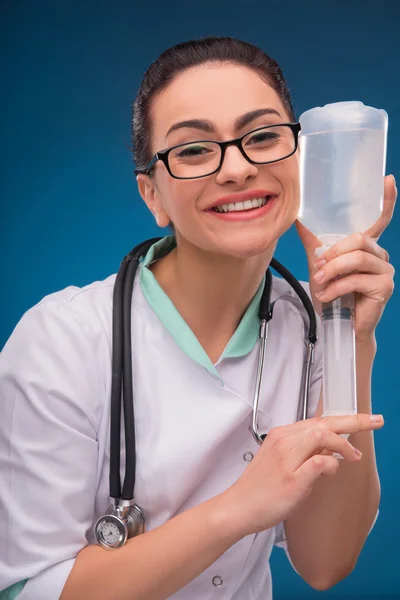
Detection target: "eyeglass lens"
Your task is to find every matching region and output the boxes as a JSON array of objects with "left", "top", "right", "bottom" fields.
[{"left": 167, "top": 125, "right": 296, "bottom": 178}]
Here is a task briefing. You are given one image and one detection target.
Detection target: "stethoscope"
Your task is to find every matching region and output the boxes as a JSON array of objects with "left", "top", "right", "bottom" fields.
[{"left": 94, "top": 237, "right": 318, "bottom": 549}]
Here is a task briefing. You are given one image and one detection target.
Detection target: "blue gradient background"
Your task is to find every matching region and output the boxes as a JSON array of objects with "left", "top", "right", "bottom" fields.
[{"left": 1, "top": 1, "right": 399, "bottom": 598}]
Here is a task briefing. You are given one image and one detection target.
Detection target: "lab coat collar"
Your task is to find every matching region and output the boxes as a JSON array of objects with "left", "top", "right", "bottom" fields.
[{"left": 139, "top": 236, "right": 264, "bottom": 379}]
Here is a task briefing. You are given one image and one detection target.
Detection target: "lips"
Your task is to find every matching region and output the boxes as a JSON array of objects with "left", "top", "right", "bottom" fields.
[
  {"left": 207, "top": 189, "right": 278, "bottom": 211},
  {"left": 206, "top": 194, "right": 277, "bottom": 222}
]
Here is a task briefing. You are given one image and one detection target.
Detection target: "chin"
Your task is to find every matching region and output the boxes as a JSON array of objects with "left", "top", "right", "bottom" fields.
[{"left": 215, "top": 235, "right": 278, "bottom": 260}]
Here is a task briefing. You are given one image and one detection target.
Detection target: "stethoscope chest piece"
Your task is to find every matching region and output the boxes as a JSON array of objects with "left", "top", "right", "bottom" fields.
[{"left": 94, "top": 500, "right": 146, "bottom": 549}]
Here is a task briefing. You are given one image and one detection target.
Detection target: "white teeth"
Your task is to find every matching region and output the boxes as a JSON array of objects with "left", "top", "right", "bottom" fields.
[{"left": 213, "top": 196, "right": 269, "bottom": 213}]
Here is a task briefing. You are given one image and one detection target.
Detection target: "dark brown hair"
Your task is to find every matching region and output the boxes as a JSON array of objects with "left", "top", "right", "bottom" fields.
[{"left": 132, "top": 36, "right": 296, "bottom": 171}]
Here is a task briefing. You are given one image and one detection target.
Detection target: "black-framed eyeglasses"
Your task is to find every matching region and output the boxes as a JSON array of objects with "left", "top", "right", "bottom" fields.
[{"left": 135, "top": 122, "right": 301, "bottom": 180}]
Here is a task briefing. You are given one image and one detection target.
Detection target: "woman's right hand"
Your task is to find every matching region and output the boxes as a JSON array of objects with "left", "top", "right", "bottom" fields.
[{"left": 219, "top": 413, "right": 384, "bottom": 538}]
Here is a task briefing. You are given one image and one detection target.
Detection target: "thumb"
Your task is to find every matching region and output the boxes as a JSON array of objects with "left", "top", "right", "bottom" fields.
[{"left": 295, "top": 220, "right": 322, "bottom": 265}]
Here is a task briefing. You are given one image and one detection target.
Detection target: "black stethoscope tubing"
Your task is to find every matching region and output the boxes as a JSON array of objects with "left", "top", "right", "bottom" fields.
[{"left": 110, "top": 238, "right": 317, "bottom": 503}]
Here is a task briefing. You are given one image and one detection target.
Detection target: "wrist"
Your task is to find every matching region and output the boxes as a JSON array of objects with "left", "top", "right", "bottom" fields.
[
  {"left": 355, "top": 334, "right": 377, "bottom": 363},
  {"left": 206, "top": 489, "right": 248, "bottom": 544},
  {"left": 355, "top": 332, "right": 377, "bottom": 351}
]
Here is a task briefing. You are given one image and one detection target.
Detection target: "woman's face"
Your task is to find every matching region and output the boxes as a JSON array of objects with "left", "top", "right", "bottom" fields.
[{"left": 137, "top": 62, "right": 300, "bottom": 259}]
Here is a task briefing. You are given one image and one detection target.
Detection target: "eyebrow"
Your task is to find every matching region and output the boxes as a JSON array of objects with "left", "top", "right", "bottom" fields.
[{"left": 165, "top": 108, "right": 282, "bottom": 138}]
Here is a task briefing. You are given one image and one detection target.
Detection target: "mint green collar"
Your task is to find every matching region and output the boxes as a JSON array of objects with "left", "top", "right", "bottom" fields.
[{"left": 139, "top": 236, "right": 264, "bottom": 378}]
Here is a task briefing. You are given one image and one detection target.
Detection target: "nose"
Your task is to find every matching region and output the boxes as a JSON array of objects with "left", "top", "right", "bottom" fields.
[{"left": 215, "top": 145, "right": 258, "bottom": 187}]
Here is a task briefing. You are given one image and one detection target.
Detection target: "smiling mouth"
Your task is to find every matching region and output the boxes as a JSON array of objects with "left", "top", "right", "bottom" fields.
[{"left": 212, "top": 196, "right": 270, "bottom": 213}]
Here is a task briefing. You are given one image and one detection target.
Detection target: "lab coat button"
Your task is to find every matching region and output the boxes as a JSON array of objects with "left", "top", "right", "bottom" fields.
[
  {"left": 212, "top": 576, "right": 223, "bottom": 587},
  {"left": 243, "top": 451, "right": 254, "bottom": 462}
]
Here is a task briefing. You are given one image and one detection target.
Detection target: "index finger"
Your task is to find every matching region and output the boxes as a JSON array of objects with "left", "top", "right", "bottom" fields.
[
  {"left": 314, "top": 413, "right": 384, "bottom": 434},
  {"left": 269, "top": 413, "right": 385, "bottom": 440},
  {"left": 318, "top": 232, "right": 389, "bottom": 264}
]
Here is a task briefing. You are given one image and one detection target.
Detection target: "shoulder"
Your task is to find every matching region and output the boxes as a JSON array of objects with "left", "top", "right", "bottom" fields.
[
  {"left": 5, "top": 274, "right": 117, "bottom": 348},
  {"left": 0, "top": 274, "right": 119, "bottom": 405},
  {"left": 271, "top": 273, "right": 316, "bottom": 322},
  {"left": 1, "top": 275, "right": 119, "bottom": 427},
  {"left": 271, "top": 272, "right": 312, "bottom": 298},
  {"left": 33, "top": 273, "right": 117, "bottom": 326},
  {"left": 271, "top": 273, "right": 323, "bottom": 369}
]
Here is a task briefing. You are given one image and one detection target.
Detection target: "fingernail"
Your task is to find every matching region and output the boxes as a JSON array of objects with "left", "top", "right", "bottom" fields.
[
  {"left": 354, "top": 448, "right": 362, "bottom": 458},
  {"left": 313, "top": 270, "right": 325, "bottom": 282},
  {"left": 314, "top": 258, "right": 327, "bottom": 270},
  {"left": 370, "top": 414, "right": 384, "bottom": 422},
  {"left": 391, "top": 174, "right": 396, "bottom": 187},
  {"left": 315, "top": 290, "right": 325, "bottom": 298}
]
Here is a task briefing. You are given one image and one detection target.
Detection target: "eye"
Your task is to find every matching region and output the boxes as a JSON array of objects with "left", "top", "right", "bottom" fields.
[
  {"left": 176, "top": 144, "right": 211, "bottom": 158},
  {"left": 247, "top": 130, "right": 280, "bottom": 145}
]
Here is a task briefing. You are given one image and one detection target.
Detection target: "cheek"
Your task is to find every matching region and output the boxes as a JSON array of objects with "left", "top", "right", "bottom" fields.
[
  {"left": 270, "top": 157, "right": 299, "bottom": 196},
  {"left": 268, "top": 160, "right": 300, "bottom": 219},
  {"left": 286, "top": 153, "right": 300, "bottom": 184},
  {"left": 288, "top": 174, "right": 300, "bottom": 217},
  {"left": 282, "top": 156, "right": 300, "bottom": 198},
  {"left": 158, "top": 177, "right": 207, "bottom": 219},
  {"left": 289, "top": 166, "right": 300, "bottom": 198}
]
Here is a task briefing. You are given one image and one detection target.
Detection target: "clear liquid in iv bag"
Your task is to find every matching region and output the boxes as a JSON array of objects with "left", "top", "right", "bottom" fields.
[{"left": 298, "top": 128, "right": 386, "bottom": 238}]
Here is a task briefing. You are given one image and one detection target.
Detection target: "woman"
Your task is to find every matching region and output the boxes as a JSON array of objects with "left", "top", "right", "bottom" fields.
[{"left": 0, "top": 37, "right": 396, "bottom": 600}]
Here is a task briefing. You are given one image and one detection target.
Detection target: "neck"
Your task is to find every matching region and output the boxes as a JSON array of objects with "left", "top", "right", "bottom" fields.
[{"left": 150, "top": 236, "right": 275, "bottom": 364}]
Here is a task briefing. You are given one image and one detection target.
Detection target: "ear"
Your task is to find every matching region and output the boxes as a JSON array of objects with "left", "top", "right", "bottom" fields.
[{"left": 136, "top": 174, "right": 170, "bottom": 228}]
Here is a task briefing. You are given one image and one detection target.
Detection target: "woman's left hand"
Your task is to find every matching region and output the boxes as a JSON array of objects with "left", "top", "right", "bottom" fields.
[{"left": 296, "top": 175, "right": 397, "bottom": 342}]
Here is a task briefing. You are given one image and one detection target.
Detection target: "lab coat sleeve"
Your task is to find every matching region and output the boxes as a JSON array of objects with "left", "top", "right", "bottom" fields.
[{"left": 0, "top": 298, "right": 105, "bottom": 599}]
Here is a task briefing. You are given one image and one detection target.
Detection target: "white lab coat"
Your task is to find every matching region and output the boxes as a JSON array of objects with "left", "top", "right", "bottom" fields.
[{"left": 0, "top": 247, "right": 325, "bottom": 600}]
